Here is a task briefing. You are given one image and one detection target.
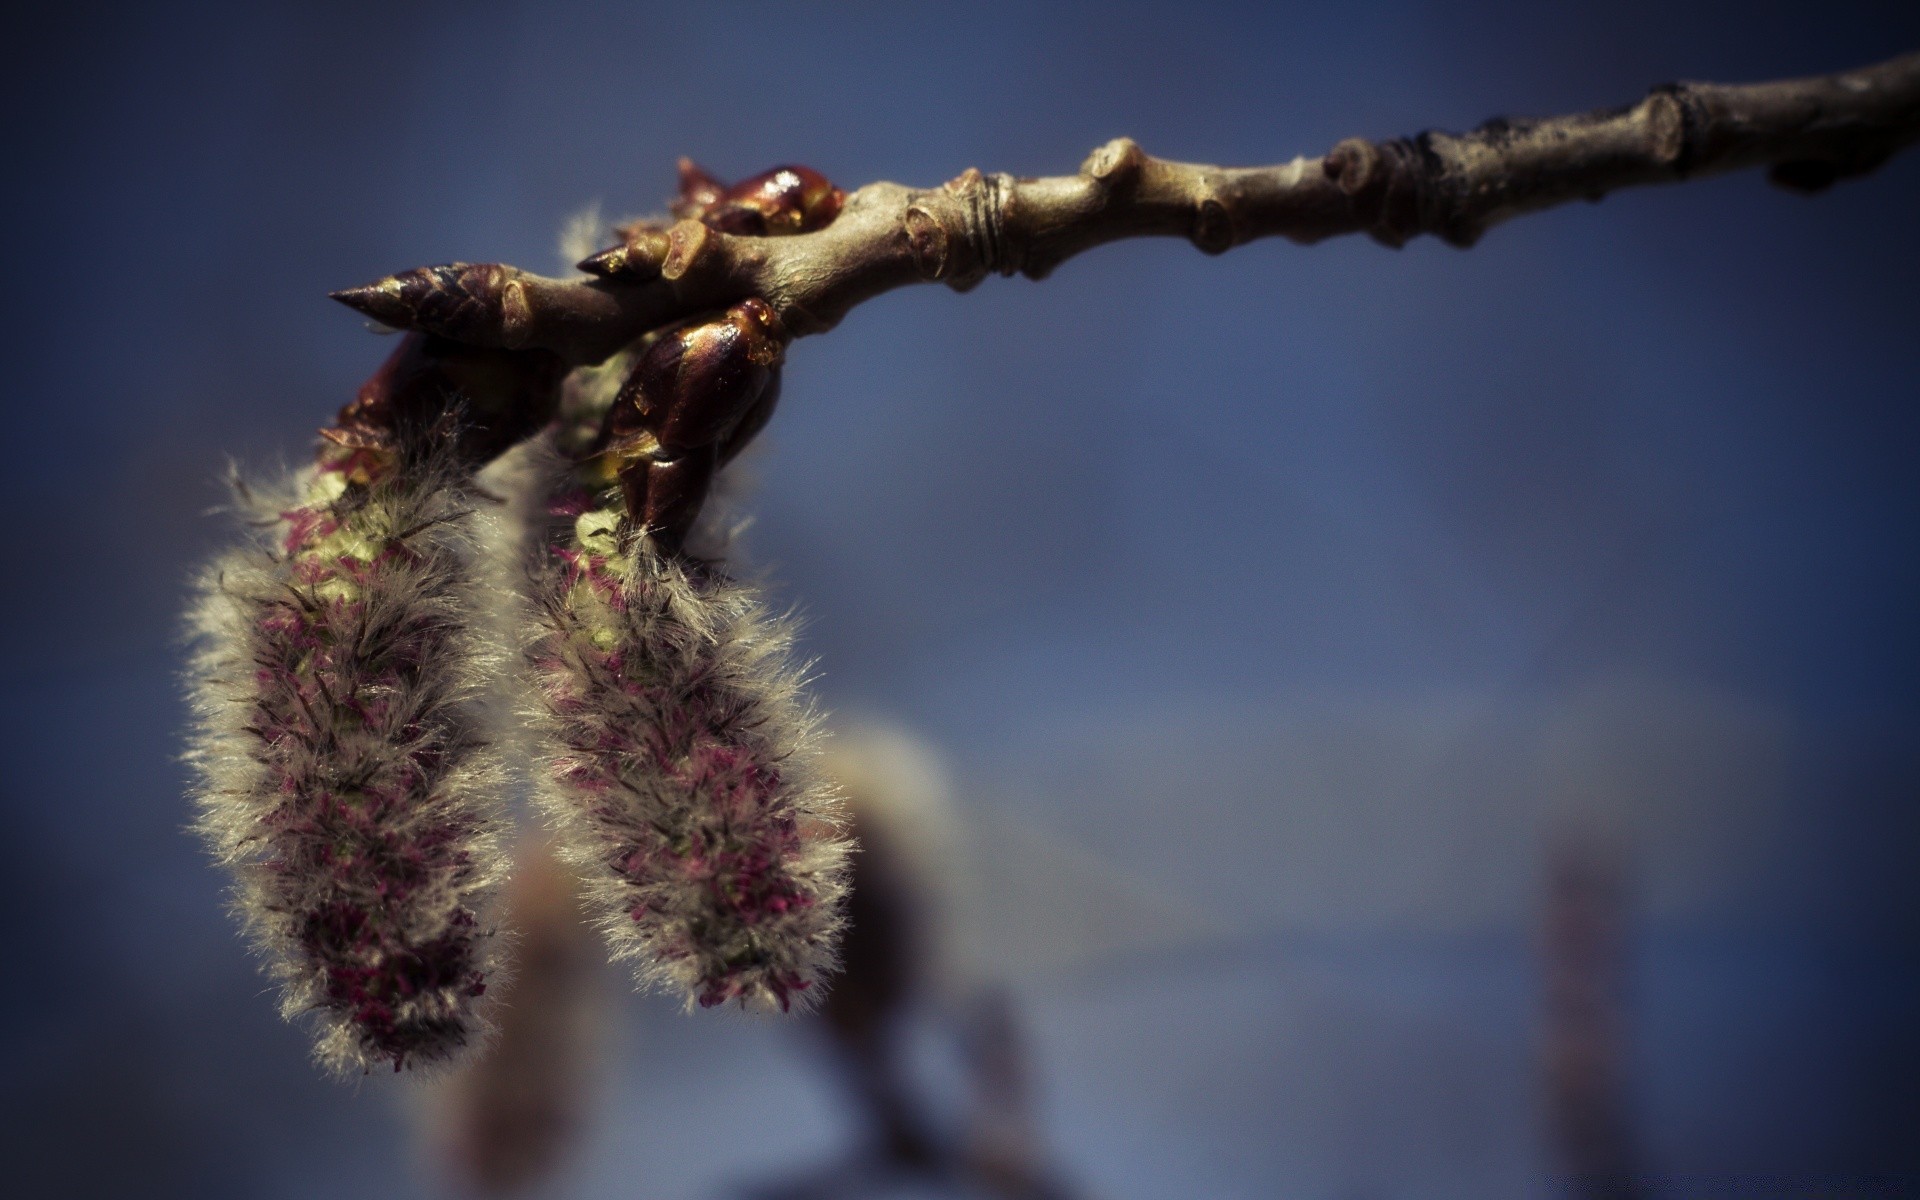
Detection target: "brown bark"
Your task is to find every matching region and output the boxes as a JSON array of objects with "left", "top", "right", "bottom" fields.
[{"left": 331, "top": 51, "right": 1920, "bottom": 364}]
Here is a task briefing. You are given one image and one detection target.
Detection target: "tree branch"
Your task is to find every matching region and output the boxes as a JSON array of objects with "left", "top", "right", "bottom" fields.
[{"left": 333, "top": 51, "right": 1920, "bottom": 365}]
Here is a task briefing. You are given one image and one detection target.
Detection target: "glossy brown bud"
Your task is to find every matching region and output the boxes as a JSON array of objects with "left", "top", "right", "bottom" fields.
[
  {"left": 330, "top": 263, "right": 536, "bottom": 347},
  {"left": 574, "top": 161, "right": 845, "bottom": 280},
  {"left": 604, "top": 299, "right": 786, "bottom": 460},
  {"left": 618, "top": 447, "right": 718, "bottom": 558},
  {"left": 576, "top": 227, "right": 671, "bottom": 279},
  {"left": 717, "top": 366, "right": 780, "bottom": 468},
  {"left": 670, "top": 161, "right": 844, "bottom": 236},
  {"left": 322, "top": 333, "right": 562, "bottom": 477},
  {"left": 672, "top": 158, "right": 729, "bottom": 218},
  {"left": 591, "top": 299, "right": 789, "bottom": 550}
]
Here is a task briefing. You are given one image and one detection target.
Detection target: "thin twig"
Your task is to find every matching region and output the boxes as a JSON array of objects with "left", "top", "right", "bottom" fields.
[{"left": 333, "top": 51, "right": 1920, "bottom": 364}]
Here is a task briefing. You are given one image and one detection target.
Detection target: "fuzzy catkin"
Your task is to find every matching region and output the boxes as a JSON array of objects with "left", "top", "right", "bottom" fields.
[
  {"left": 187, "top": 452, "right": 507, "bottom": 1074},
  {"left": 526, "top": 478, "right": 849, "bottom": 1012}
]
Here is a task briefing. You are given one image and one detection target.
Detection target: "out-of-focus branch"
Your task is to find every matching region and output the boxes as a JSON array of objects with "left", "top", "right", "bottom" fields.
[
  {"left": 1541, "top": 835, "right": 1641, "bottom": 1199},
  {"left": 333, "top": 52, "right": 1920, "bottom": 363}
]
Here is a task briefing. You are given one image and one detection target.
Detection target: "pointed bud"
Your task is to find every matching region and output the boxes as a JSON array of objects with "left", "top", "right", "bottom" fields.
[
  {"left": 673, "top": 157, "right": 728, "bottom": 218},
  {"left": 329, "top": 278, "right": 419, "bottom": 330},
  {"left": 575, "top": 227, "right": 671, "bottom": 280},
  {"left": 330, "top": 263, "right": 534, "bottom": 347},
  {"left": 574, "top": 246, "right": 629, "bottom": 278}
]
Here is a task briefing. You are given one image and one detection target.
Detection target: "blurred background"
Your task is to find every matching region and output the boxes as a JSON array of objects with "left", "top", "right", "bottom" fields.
[{"left": 3, "top": 2, "right": 1917, "bottom": 1196}]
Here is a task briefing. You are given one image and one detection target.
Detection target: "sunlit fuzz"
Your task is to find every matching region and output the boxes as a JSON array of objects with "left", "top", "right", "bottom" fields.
[
  {"left": 186, "top": 450, "right": 508, "bottom": 1074},
  {"left": 525, "top": 474, "right": 850, "bottom": 1013}
]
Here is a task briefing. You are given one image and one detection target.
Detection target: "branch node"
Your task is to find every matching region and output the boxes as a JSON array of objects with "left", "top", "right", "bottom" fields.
[
  {"left": 1382, "top": 137, "right": 1436, "bottom": 248},
  {"left": 1083, "top": 137, "right": 1147, "bottom": 187},
  {"left": 1645, "top": 87, "right": 1695, "bottom": 173},
  {"left": 940, "top": 168, "right": 1021, "bottom": 289},
  {"left": 1326, "top": 137, "right": 1426, "bottom": 248},
  {"left": 1190, "top": 195, "right": 1234, "bottom": 255},
  {"left": 1323, "top": 137, "right": 1382, "bottom": 195},
  {"left": 500, "top": 279, "right": 532, "bottom": 348},
  {"left": 903, "top": 203, "right": 950, "bottom": 281}
]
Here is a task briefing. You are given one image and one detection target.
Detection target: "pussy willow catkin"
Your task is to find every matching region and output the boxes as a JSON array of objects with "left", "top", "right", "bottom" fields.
[
  {"left": 193, "top": 170, "right": 854, "bottom": 1067},
  {"left": 525, "top": 474, "right": 850, "bottom": 1012},
  {"left": 187, "top": 448, "right": 507, "bottom": 1073}
]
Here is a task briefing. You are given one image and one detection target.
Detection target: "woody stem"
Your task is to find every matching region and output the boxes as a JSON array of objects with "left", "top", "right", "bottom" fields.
[{"left": 333, "top": 50, "right": 1920, "bottom": 362}]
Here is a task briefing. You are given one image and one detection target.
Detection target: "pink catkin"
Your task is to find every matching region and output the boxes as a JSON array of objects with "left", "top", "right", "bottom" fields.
[
  {"left": 187, "top": 454, "right": 507, "bottom": 1074},
  {"left": 526, "top": 483, "right": 849, "bottom": 1012}
]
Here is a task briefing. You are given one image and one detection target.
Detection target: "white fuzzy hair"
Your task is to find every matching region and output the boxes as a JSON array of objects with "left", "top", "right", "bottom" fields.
[
  {"left": 186, "top": 451, "right": 510, "bottom": 1074},
  {"left": 521, "top": 449, "right": 850, "bottom": 1013}
]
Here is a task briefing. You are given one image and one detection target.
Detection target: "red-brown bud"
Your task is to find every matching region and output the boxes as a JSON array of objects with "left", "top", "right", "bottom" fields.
[
  {"left": 576, "top": 226, "right": 671, "bottom": 280},
  {"left": 671, "top": 161, "right": 844, "bottom": 236},
  {"left": 322, "top": 333, "right": 562, "bottom": 478},
  {"left": 576, "top": 161, "right": 844, "bottom": 279},
  {"left": 330, "top": 263, "right": 535, "bottom": 344},
  {"left": 601, "top": 299, "right": 786, "bottom": 460},
  {"left": 673, "top": 158, "right": 729, "bottom": 217},
  {"left": 590, "top": 299, "right": 788, "bottom": 551}
]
